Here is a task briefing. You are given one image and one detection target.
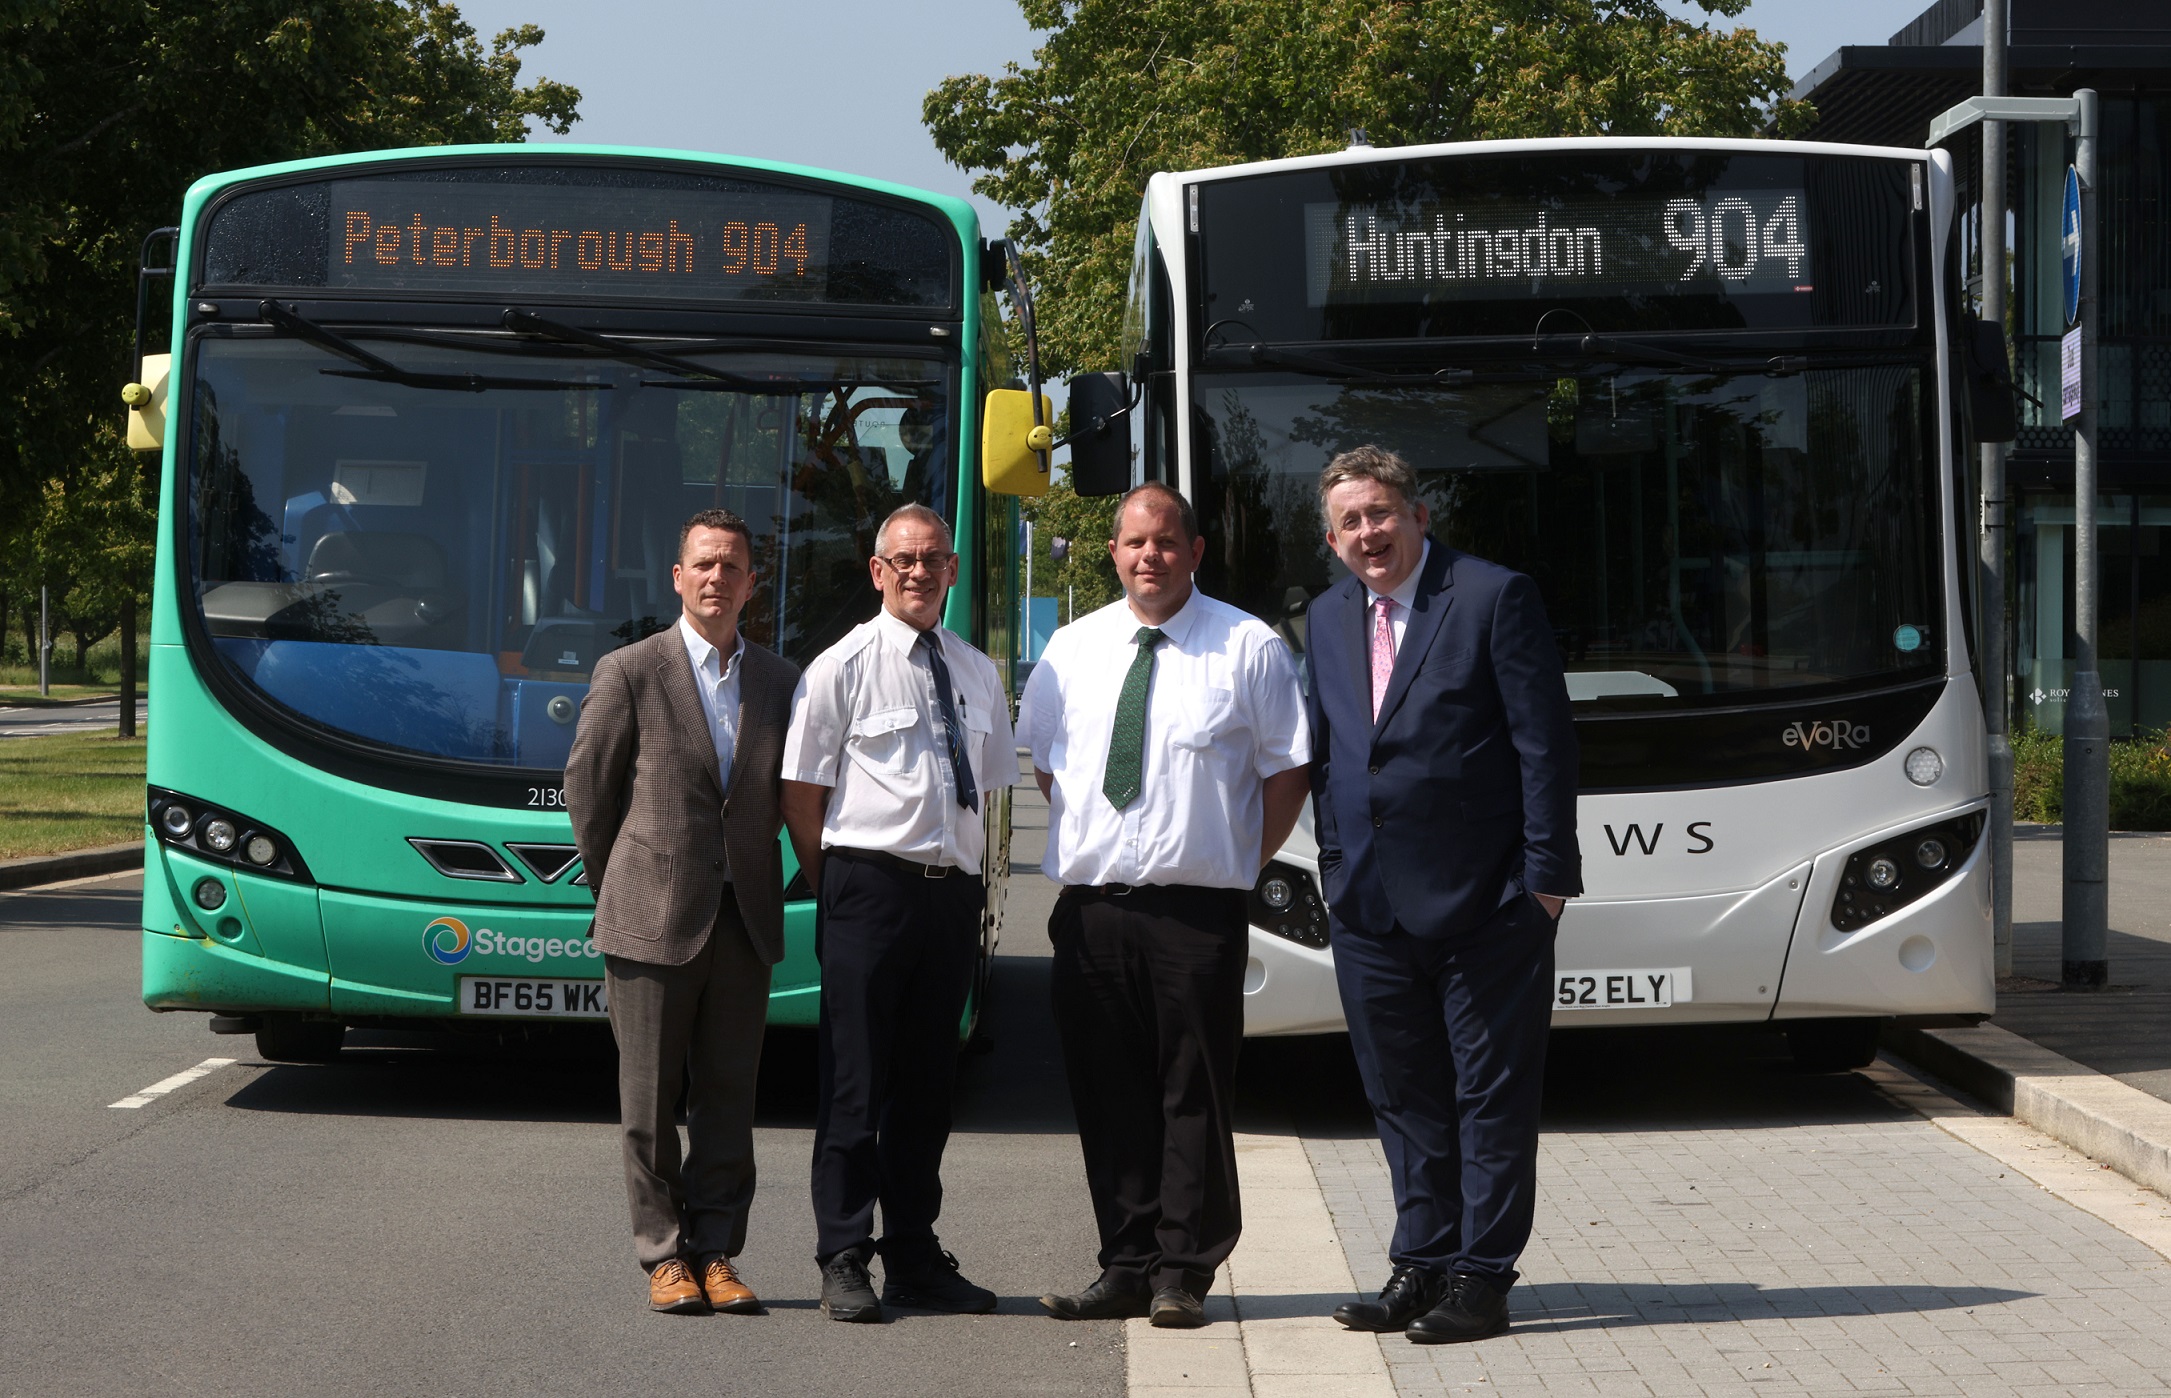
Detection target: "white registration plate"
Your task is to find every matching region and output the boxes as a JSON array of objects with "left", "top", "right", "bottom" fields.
[
  {"left": 456, "top": 976, "right": 609, "bottom": 1019},
  {"left": 1554, "top": 968, "right": 1691, "bottom": 1011}
]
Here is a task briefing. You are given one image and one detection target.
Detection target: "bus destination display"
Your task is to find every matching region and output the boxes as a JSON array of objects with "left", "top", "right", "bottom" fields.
[
  {"left": 327, "top": 180, "right": 834, "bottom": 300},
  {"left": 1304, "top": 189, "right": 1812, "bottom": 307}
]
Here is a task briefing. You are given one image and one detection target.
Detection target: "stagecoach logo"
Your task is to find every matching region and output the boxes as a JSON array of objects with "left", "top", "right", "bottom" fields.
[
  {"left": 423, "top": 916, "right": 471, "bottom": 965},
  {"left": 421, "top": 915, "right": 604, "bottom": 965},
  {"left": 1782, "top": 719, "right": 1870, "bottom": 750}
]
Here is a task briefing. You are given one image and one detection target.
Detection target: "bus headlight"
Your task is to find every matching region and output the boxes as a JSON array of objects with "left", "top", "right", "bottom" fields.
[
  {"left": 1830, "top": 812, "right": 1984, "bottom": 933},
  {"left": 192, "top": 878, "right": 227, "bottom": 911},
  {"left": 146, "top": 788, "right": 311, "bottom": 884},
  {"left": 1249, "top": 861, "right": 1328, "bottom": 949},
  {"left": 1904, "top": 747, "right": 1943, "bottom": 786}
]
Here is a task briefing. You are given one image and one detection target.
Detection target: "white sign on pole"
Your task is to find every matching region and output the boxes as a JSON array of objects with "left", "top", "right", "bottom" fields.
[{"left": 2061, "top": 326, "right": 2083, "bottom": 421}]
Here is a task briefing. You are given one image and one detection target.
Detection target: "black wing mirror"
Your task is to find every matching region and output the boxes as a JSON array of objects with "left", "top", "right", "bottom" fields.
[
  {"left": 1965, "top": 317, "right": 2018, "bottom": 444},
  {"left": 1064, "top": 370, "right": 1134, "bottom": 497}
]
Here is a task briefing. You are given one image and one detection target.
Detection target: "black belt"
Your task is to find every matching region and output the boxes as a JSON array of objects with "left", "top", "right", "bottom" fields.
[
  {"left": 1068, "top": 881, "right": 1229, "bottom": 899},
  {"left": 835, "top": 847, "right": 959, "bottom": 879}
]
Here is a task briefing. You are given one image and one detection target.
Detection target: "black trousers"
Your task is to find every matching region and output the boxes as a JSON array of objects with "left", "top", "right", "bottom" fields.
[
  {"left": 1048, "top": 882, "right": 1248, "bottom": 1297},
  {"left": 1332, "top": 891, "right": 1556, "bottom": 1289},
  {"left": 810, "top": 848, "right": 984, "bottom": 1267}
]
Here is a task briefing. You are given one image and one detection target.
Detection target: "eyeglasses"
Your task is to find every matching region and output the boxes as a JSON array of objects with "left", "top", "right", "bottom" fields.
[
  {"left": 1334, "top": 505, "right": 1410, "bottom": 531},
  {"left": 877, "top": 550, "right": 955, "bottom": 575}
]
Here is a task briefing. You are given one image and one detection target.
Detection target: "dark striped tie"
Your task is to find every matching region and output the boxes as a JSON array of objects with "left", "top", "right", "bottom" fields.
[
  {"left": 917, "top": 629, "right": 979, "bottom": 813},
  {"left": 1102, "top": 626, "right": 1164, "bottom": 810}
]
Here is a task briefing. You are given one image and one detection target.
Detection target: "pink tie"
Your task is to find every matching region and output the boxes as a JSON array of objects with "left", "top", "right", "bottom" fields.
[{"left": 1371, "top": 597, "right": 1395, "bottom": 721}]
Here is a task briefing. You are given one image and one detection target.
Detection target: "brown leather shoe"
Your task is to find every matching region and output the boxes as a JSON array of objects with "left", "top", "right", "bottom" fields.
[
  {"left": 700, "top": 1255, "right": 763, "bottom": 1314},
  {"left": 648, "top": 1256, "right": 709, "bottom": 1314}
]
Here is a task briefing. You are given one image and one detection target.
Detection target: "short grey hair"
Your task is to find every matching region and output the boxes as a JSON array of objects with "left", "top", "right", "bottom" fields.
[
  {"left": 1318, "top": 444, "right": 1421, "bottom": 523},
  {"left": 874, "top": 503, "right": 953, "bottom": 556}
]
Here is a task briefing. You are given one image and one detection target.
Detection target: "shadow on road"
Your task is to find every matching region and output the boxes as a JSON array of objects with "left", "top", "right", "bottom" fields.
[
  {"left": 1227, "top": 1280, "right": 2036, "bottom": 1329},
  {"left": 1238, "top": 1023, "right": 1917, "bottom": 1141}
]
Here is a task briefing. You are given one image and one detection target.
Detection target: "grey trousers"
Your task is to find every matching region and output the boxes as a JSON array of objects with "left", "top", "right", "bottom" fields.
[{"left": 604, "top": 897, "right": 772, "bottom": 1270}]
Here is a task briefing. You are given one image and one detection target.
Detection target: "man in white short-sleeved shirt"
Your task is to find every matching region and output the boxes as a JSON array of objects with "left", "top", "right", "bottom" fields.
[
  {"left": 779, "top": 503, "right": 1016, "bottom": 1324},
  {"left": 1019, "top": 482, "right": 1310, "bottom": 1329}
]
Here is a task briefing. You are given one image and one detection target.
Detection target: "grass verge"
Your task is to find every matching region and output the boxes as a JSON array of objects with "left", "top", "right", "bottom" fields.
[
  {"left": 2013, "top": 726, "right": 2171, "bottom": 830},
  {"left": 0, "top": 685, "right": 131, "bottom": 708},
  {"left": 0, "top": 731, "right": 147, "bottom": 859}
]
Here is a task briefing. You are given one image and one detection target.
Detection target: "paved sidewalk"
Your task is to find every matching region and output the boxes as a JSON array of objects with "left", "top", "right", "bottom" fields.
[
  {"left": 1308, "top": 1062, "right": 2171, "bottom": 1397},
  {"left": 1994, "top": 829, "right": 2171, "bottom": 1100}
]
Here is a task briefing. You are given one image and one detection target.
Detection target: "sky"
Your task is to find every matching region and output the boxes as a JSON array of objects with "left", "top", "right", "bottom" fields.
[{"left": 457, "top": 0, "right": 1937, "bottom": 241}]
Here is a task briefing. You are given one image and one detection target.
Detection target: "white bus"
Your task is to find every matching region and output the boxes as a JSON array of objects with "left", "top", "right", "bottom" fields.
[{"left": 1069, "top": 138, "right": 2005, "bottom": 1069}]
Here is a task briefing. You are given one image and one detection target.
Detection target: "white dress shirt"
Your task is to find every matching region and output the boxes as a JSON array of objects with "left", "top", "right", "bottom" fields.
[
  {"left": 781, "top": 607, "right": 1017, "bottom": 875},
  {"left": 1020, "top": 589, "right": 1310, "bottom": 890},
  {"left": 679, "top": 614, "right": 745, "bottom": 790},
  {"left": 680, "top": 615, "right": 745, "bottom": 882},
  {"left": 1364, "top": 539, "right": 1431, "bottom": 653}
]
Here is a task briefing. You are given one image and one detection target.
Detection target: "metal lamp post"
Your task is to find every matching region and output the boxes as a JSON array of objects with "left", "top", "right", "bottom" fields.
[{"left": 1929, "top": 87, "right": 2104, "bottom": 989}]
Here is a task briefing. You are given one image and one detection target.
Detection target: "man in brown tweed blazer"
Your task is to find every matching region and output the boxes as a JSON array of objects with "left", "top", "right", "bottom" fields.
[{"left": 566, "top": 507, "right": 799, "bottom": 1317}]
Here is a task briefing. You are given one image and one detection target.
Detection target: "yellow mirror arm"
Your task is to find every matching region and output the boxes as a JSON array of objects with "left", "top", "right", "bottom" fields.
[{"left": 122, "top": 382, "right": 152, "bottom": 407}]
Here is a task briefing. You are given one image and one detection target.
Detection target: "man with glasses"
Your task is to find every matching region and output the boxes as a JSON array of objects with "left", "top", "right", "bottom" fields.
[{"left": 780, "top": 503, "right": 1016, "bottom": 1323}]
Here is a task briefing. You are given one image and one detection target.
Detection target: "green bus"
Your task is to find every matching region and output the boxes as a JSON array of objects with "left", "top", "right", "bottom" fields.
[{"left": 126, "top": 146, "right": 1054, "bottom": 1062}]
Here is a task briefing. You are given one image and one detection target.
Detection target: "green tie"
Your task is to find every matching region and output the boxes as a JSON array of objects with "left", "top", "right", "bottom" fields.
[{"left": 1102, "top": 626, "right": 1165, "bottom": 810}]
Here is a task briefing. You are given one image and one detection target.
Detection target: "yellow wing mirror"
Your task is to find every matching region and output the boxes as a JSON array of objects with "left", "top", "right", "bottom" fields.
[
  {"left": 123, "top": 352, "right": 171, "bottom": 451},
  {"left": 982, "top": 387, "right": 1053, "bottom": 497}
]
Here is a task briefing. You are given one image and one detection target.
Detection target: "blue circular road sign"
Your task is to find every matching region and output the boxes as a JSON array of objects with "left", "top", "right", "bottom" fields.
[{"left": 2062, "top": 165, "right": 2082, "bottom": 326}]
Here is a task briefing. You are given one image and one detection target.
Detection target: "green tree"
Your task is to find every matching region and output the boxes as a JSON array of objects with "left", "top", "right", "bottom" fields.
[
  {"left": 1022, "top": 470, "right": 1123, "bottom": 618},
  {"left": 926, "top": 0, "right": 1808, "bottom": 377},
  {"left": 0, "top": 1, "right": 577, "bottom": 723}
]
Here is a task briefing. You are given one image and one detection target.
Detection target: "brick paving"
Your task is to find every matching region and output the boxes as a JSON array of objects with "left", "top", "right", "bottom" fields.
[{"left": 1306, "top": 1072, "right": 2171, "bottom": 1396}]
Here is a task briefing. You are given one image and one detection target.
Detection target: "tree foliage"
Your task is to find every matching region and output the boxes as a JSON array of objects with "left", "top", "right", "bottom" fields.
[
  {"left": 0, "top": 0, "right": 577, "bottom": 684},
  {"left": 926, "top": 0, "right": 1809, "bottom": 376},
  {"left": 1021, "top": 470, "right": 1122, "bottom": 615}
]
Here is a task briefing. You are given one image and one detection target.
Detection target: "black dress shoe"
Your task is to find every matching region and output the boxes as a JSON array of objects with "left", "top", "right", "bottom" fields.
[
  {"left": 883, "top": 1249, "right": 997, "bottom": 1314},
  {"left": 1333, "top": 1263, "right": 1445, "bottom": 1332},
  {"left": 820, "top": 1251, "right": 883, "bottom": 1323},
  {"left": 1040, "top": 1275, "right": 1151, "bottom": 1320},
  {"left": 1148, "top": 1286, "right": 1207, "bottom": 1329},
  {"left": 1405, "top": 1270, "right": 1510, "bottom": 1344}
]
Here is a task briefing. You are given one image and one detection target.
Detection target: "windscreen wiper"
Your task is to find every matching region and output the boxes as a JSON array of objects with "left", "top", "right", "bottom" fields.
[
  {"left": 1540, "top": 330, "right": 1820, "bottom": 377},
  {"left": 1235, "top": 343, "right": 1494, "bottom": 386},
  {"left": 258, "top": 301, "right": 609, "bottom": 393},
  {"left": 1541, "top": 333, "right": 1732, "bottom": 374},
  {"left": 501, "top": 309, "right": 853, "bottom": 392}
]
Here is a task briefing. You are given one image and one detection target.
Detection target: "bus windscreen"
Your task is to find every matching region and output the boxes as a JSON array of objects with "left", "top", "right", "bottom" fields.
[{"left": 1197, "top": 150, "right": 1918, "bottom": 339}]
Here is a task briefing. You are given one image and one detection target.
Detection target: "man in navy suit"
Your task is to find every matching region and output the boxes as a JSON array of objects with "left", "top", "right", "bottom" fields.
[{"left": 1306, "top": 444, "right": 1581, "bottom": 1344}]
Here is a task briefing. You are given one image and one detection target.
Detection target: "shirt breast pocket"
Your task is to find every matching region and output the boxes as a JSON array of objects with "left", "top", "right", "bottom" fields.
[
  {"left": 847, "top": 705, "right": 919, "bottom": 776},
  {"left": 959, "top": 700, "right": 994, "bottom": 768},
  {"left": 1171, "top": 686, "right": 1237, "bottom": 752}
]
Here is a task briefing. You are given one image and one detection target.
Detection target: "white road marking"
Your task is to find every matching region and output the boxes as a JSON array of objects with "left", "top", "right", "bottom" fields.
[{"left": 108, "top": 1057, "right": 237, "bottom": 1110}]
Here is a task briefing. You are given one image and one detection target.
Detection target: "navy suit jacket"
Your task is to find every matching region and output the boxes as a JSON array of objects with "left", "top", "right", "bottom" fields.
[{"left": 1307, "top": 542, "right": 1582, "bottom": 940}]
